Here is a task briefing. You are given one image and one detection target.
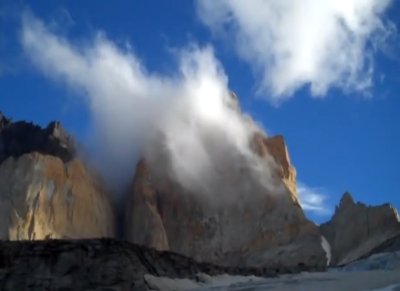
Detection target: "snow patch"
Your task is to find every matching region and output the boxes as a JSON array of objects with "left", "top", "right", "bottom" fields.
[
  {"left": 144, "top": 274, "right": 201, "bottom": 291},
  {"left": 196, "top": 273, "right": 264, "bottom": 287},
  {"left": 321, "top": 235, "right": 332, "bottom": 266},
  {"left": 145, "top": 271, "right": 400, "bottom": 291},
  {"left": 369, "top": 285, "right": 400, "bottom": 291},
  {"left": 144, "top": 273, "right": 264, "bottom": 291}
]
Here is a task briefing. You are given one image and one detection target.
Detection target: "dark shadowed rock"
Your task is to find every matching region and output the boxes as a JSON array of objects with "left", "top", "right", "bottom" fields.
[
  {"left": 357, "top": 233, "right": 400, "bottom": 261},
  {"left": 0, "top": 112, "right": 76, "bottom": 164},
  {"left": 0, "top": 238, "right": 327, "bottom": 291}
]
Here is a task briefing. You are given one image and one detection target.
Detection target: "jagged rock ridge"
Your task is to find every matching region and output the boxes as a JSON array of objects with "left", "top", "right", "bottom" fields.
[
  {"left": 0, "top": 112, "right": 76, "bottom": 164},
  {"left": 321, "top": 192, "right": 400, "bottom": 266}
]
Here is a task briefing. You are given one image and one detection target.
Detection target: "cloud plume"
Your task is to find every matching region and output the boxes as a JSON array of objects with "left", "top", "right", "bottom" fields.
[
  {"left": 197, "top": 0, "right": 394, "bottom": 102},
  {"left": 20, "top": 12, "right": 283, "bottom": 207}
]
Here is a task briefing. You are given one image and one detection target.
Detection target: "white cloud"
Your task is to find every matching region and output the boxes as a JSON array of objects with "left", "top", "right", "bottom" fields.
[
  {"left": 297, "top": 182, "right": 331, "bottom": 215},
  {"left": 20, "top": 12, "right": 285, "bottom": 207},
  {"left": 197, "top": 0, "right": 394, "bottom": 102}
]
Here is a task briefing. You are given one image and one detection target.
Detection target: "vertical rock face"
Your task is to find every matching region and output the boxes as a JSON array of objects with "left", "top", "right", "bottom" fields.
[
  {"left": 126, "top": 102, "right": 326, "bottom": 267},
  {"left": 253, "top": 134, "right": 298, "bottom": 203},
  {"left": 0, "top": 113, "right": 115, "bottom": 240},
  {"left": 125, "top": 159, "right": 169, "bottom": 251},
  {"left": 320, "top": 192, "right": 400, "bottom": 266}
]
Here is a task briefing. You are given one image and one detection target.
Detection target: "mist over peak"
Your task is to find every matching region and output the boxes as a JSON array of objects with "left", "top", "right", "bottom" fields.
[{"left": 20, "top": 12, "right": 283, "bottom": 207}]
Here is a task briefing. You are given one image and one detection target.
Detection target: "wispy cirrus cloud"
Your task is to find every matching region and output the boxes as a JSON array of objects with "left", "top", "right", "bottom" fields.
[
  {"left": 196, "top": 0, "right": 395, "bottom": 103},
  {"left": 297, "top": 181, "right": 332, "bottom": 216}
]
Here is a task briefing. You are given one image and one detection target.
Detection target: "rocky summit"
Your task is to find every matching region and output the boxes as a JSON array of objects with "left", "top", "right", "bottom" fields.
[
  {"left": 0, "top": 106, "right": 400, "bottom": 290},
  {"left": 0, "top": 112, "right": 115, "bottom": 240},
  {"left": 321, "top": 192, "right": 400, "bottom": 266}
]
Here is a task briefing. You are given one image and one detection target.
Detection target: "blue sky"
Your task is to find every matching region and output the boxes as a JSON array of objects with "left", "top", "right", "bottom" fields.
[{"left": 0, "top": 0, "right": 399, "bottom": 223}]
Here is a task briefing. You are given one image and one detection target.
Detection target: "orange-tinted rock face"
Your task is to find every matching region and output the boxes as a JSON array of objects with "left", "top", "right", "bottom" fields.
[
  {"left": 0, "top": 153, "right": 115, "bottom": 240},
  {"left": 126, "top": 130, "right": 326, "bottom": 267},
  {"left": 253, "top": 133, "right": 298, "bottom": 203},
  {"left": 0, "top": 114, "right": 115, "bottom": 240}
]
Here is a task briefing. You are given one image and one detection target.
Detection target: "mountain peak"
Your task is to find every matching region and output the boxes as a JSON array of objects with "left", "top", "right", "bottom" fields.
[{"left": 339, "top": 192, "right": 355, "bottom": 208}]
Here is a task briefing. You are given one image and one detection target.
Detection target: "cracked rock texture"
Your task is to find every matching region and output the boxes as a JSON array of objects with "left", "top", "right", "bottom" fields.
[
  {"left": 125, "top": 97, "right": 326, "bottom": 268},
  {"left": 320, "top": 192, "right": 400, "bottom": 266},
  {"left": 0, "top": 113, "right": 115, "bottom": 240}
]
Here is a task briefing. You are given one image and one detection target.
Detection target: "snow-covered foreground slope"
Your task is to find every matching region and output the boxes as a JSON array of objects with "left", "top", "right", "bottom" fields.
[
  {"left": 145, "top": 271, "right": 400, "bottom": 291},
  {"left": 330, "top": 251, "right": 400, "bottom": 273},
  {"left": 145, "top": 251, "right": 400, "bottom": 291}
]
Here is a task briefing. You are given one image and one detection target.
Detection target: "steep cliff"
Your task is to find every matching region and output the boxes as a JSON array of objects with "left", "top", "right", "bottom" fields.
[
  {"left": 125, "top": 99, "right": 326, "bottom": 267},
  {"left": 0, "top": 112, "right": 115, "bottom": 240},
  {"left": 252, "top": 133, "right": 298, "bottom": 203},
  {"left": 320, "top": 192, "right": 400, "bottom": 266}
]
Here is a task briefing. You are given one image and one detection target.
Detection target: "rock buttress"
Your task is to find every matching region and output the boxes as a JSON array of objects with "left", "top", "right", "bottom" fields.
[
  {"left": 126, "top": 129, "right": 325, "bottom": 267},
  {"left": 0, "top": 113, "right": 115, "bottom": 240}
]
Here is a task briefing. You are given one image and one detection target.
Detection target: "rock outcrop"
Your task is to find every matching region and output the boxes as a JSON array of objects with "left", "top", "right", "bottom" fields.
[
  {"left": 0, "top": 112, "right": 115, "bottom": 240},
  {"left": 0, "top": 238, "right": 326, "bottom": 291},
  {"left": 0, "top": 112, "right": 75, "bottom": 164},
  {"left": 125, "top": 100, "right": 326, "bottom": 267},
  {"left": 320, "top": 192, "right": 400, "bottom": 266}
]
